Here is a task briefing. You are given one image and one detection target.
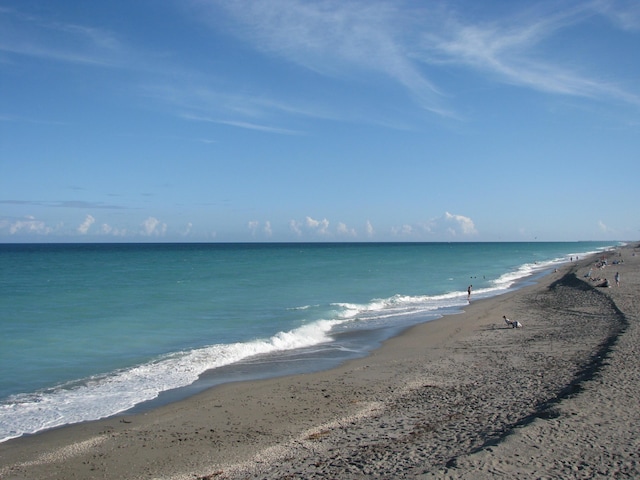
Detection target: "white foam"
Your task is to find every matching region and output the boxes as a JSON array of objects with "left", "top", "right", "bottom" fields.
[
  {"left": 0, "top": 318, "right": 344, "bottom": 442},
  {"left": 2, "top": 286, "right": 462, "bottom": 441}
]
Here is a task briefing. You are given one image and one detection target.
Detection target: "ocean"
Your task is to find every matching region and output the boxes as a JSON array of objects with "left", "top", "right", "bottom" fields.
[{"left": 0, "top": 241, "right": 615, "bottom": 442}]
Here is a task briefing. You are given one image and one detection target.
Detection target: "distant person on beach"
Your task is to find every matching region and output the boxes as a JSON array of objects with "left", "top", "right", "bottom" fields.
[
  {"left": 615, "top": 272, "right": 620, "bottom": 287},
  {"left": 467, "top": 285, "right": 472, "bottom": 302}
]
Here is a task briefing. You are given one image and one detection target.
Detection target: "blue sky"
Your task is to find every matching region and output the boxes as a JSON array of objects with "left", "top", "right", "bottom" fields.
[{"left": 1, "top": 0, "right": 639, "bottom": 242}]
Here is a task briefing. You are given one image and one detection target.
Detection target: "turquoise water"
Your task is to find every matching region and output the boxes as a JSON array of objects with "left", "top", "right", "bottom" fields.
[{"left": 0, "top": 242, "right": 614, "bottom": 441}]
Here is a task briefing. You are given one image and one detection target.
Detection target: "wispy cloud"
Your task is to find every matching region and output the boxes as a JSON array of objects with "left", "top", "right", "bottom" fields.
[
  {"left": 160, "top": 80, "right": 415, "bottom": 132},
  {"left": 5, "top": 0, "right": 638, "bottom": 140},
  {"left": 598, "top": 219, "right": 615, "bottom": 233},
  {"left": 594, "top": 0, "right": 640, "bottom": 31},
  {"left": 200, "top": 0, "right": 448, "bottom": 115},
  {"left": 0, "top": 7, "right": 126, "bottom": 67},
  {"left": 182, "top": 113, "right": 304, "bottom": 135},
  {"left": 0, "top": 200, "right": 127, "bottom": 209},
  {"left": 420, "top": 1, "right": 640, "bottom": 106},
  {"left": 139, "top": 80, "right": 321, "bottom": 134},
  {"left": 197, "top": 0, "right": 640, "bottom": 115}
]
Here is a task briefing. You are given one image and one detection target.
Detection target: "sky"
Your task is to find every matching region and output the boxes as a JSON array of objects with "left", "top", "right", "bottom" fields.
[{"left": 1, "top": 0, "right": 639, "bottom": 243}]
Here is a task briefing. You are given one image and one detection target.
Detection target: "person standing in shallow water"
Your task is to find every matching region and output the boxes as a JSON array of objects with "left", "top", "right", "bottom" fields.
[{"left": 467, "top": 285, "right": 472, "bottom": 302}]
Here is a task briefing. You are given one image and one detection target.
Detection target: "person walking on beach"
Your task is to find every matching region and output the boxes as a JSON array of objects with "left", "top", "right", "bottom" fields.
[
  {"left": 467, "top": 284, "right": 472, "bottom": 302},
  {"left": 615, "top": 271, "right": 620, "bottom": 287}
]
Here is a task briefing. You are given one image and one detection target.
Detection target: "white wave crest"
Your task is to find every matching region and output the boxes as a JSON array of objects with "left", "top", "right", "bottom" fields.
[{"left": 0, "top": 318, "right": 343, "bottom": 442}]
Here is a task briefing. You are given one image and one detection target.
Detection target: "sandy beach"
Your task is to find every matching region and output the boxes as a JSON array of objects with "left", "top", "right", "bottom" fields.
[{"left": 1, "top": 243, "right": 638, "bottom": 479}]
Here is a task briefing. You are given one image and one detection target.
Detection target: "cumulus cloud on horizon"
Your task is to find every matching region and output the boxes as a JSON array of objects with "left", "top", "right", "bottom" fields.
[
  {"left": 248, "top": 220, "right": 273, "bottom": 238},
  {"left": 287, "top": 216, "right": 361, "bottom": 238},
  {"left": 441, "top": 211, "right": 477, "bottom": 236},
  {"left": 1, "top": 216, "right": 53, "bottom": 236},
  {"left": 141, "top": 217, "right": 167, "bottom": 236},
  {"left": 392, "top": 211, "right": 478, "bottom": 239},
  {"left": 77, "top": 214, "right": 95, "bottom": 234}
]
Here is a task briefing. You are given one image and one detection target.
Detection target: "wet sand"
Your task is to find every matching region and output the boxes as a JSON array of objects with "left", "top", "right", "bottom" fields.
[{"left": 1, "top": 243, "right": 637, "bottom": 479}]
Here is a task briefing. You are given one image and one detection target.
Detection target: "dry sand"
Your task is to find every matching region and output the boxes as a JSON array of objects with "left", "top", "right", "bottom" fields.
[{"left": 1, "top": 243, "right": 638, "bottom": 479}]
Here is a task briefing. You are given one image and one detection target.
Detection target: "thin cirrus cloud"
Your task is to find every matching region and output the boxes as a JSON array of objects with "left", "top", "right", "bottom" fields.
[
  {"left": 0, "top": 200, "right": 126, "bottom": 210},
  {"left": 3, "top": 1, "right": 639, "bottom": 128},
  {"left": 207, "top": 0, "right": 448, "bottom": 115},
  {"left": 202, "top": 0, "right": 640, "bottom": 113},
  {"left": 180, "top": 113, "right": 304, "bottom": 136},
  {"left": 0, "top": 7, "right": 125, "bottom": 67},
  {"left": 418, "top": 2, "right": 640, "bottom": 106}
]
